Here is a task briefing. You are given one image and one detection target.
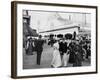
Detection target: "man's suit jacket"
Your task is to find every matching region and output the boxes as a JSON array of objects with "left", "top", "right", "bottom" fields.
[
  {"left": 35, "top": 39, "right": 44, "bottom": 52},
  {"left": 59, "top": 41, "right": 67, "bottom": 55}
]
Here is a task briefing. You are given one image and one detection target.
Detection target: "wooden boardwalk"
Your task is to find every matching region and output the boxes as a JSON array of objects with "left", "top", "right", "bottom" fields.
[{"left": 23, "top": 43, "right": 90, "bottom": 69}]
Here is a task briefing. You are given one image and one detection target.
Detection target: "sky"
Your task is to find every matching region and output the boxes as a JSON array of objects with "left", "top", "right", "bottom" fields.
[{"left": 23, "top": 10, "right": 91, "bottom": 33}]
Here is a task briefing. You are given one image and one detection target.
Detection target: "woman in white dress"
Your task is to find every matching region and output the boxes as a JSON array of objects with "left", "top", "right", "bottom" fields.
[{"left": 51, "top": 41, "right": 62, "bottom": 68}]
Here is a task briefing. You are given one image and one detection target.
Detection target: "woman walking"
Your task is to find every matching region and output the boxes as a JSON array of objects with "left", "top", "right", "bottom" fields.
[
  {"left": 26, "top": 37, "right": 34, "bottom": 55},
  {"left": 51, "top": 41, "right": 62, "bottom": 68}
]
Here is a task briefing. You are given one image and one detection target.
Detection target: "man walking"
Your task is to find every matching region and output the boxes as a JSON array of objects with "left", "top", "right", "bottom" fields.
[{"left": 35, "top": 35, "right": 44, "bottom": 65}]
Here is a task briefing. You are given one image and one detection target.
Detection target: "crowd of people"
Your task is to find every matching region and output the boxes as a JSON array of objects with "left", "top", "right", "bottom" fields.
[
  {"left": 51, "top": 33, "right": 90, "bottom": 68},
  {"left": 25, "top": 35, "right": 44, "bottom": 65},
  {"left": 24, "top": 32, "right": 91, "bottom": 68}
]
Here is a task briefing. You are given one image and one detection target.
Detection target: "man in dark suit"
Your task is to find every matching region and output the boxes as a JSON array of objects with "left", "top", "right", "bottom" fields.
[
  {"left": 59, "top": 38, "right": 67, "bottom": 60},
  {"left": 35, "top": 35, "right": 44, "bottom": 65},
  {"left": 57, "top": 34, "right": 64, "bottom": 60}
]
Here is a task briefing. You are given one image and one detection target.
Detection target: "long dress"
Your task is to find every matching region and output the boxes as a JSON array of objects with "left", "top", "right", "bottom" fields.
[
  {"left": 26, "top": 40, "right": 34, "bottom": 55},
  {"left": 51, "top": 42, "right": 62, "bottom": 68},
  {"left": 63, "top": 53, "right": 70, "bottom": 67}
]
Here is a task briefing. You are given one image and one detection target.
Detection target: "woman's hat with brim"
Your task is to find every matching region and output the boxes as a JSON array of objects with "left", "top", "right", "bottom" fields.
[
  {"left": 57, "top": 34, "right": 63, "bottom": 38},
  {"left": 65, "top": 33, "right": 72, "bottom": 39}
]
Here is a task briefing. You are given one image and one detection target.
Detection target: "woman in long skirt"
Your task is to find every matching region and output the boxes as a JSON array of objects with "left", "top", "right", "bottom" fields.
[
  {"left": 26, "top": 37, "right": 34, "bottom": 55},
  {"left": 51, "top": 41, "right": 62, "bottom": 68},
  {"left": 63, "top": 52, "right": 70, "bottom": 67}
]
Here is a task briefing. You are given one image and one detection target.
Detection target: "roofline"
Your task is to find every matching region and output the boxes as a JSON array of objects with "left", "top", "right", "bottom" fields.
[{"left": 39, "top": 26, "right": 80, "bottom": 33}]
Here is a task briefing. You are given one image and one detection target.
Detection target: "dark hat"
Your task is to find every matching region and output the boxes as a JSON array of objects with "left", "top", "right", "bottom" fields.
[
  {"left": 65, "top": 33, "right": 72, "bottom": 39},
  {"left": 57, "top": 34, "right": 63, "bottom": 38},
  {"left": 49, "top": 34, "right": 54, "bottom": 37},
  {"left": 39, "top": 35, "right": 42, "bottom": 38}
]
